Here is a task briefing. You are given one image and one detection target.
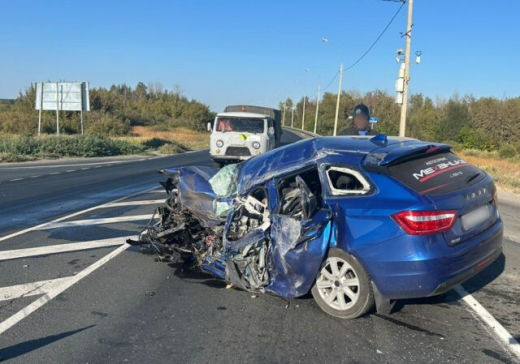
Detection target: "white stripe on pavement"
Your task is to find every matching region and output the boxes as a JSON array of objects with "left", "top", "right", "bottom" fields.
[
  {"left": 0, "top": 186, "right": 160, "bottom": 243},
  {"left": 0, "top": 244, "right": 130, "bottom": 335},
  {"left": 37, "top": 215, "right": 154, "bottom": 230},
  {"left": 0, "top": 236, "right": 134, "bottom": 261},
  {"left": 0, "top": 277, "right": 71, "bottom": 302},
  {"left": 102, "top": 199, "right": 165, "bottom": 208},
  {"left": 455, "top": 285, "right": 520, "bottom": 360}
]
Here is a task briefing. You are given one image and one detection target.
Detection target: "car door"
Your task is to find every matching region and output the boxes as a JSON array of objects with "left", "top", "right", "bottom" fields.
[{"left": 265, "top": 170, "right": 333, "bottom": 298}]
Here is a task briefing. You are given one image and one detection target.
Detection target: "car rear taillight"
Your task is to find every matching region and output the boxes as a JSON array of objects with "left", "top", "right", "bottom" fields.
[
  {"left": 492, "top": 191, "right": 499, "bottom": 206},
  {"left": 392, "top": 210, "right": 458, "bottom": 235}
]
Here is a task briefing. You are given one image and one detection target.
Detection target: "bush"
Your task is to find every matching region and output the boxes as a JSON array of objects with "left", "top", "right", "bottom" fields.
[
  {"left": 0, "top": 135, "right": 145, "bottom": 159},
  {"left": 86, "top": 112, "right": 131, "bottom": 136},
  {"left": 459, "top": 127, "right": 496, "bottom": 151},
  {"left": 499, "top": 144, "right": 517, "bottom": 159}
]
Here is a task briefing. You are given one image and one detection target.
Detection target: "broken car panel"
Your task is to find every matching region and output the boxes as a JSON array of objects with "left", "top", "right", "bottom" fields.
[{"left": 128, "top": 135, "right": 503, "bottom": 319}]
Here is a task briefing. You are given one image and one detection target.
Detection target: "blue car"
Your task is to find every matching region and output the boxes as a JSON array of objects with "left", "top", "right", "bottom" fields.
[{"left": 129, "top": 134, "right": 503, "bottom": 319}]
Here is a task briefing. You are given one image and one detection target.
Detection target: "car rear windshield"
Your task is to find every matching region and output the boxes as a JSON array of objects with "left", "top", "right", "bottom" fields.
[
  {"left": 216, "top": 117, "right": 265, "bottom": 133},
  {"left": 389, "top": 152, "right": 485, "bottom": 195}
]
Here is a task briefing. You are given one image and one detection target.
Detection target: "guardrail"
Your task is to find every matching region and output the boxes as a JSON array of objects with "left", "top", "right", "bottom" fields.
[{"left": 282, "top": 126, "right": 320, "bottom": 139}]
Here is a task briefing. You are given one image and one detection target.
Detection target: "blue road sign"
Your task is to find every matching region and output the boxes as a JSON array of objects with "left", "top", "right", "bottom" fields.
[{"left": 370, "top": 117, "right": 378, "bottom": 123}]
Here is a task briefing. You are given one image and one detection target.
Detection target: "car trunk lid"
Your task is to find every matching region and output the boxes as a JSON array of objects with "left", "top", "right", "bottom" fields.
[{"left": 364, "top": 146, "right": 499, "bottom": 246}]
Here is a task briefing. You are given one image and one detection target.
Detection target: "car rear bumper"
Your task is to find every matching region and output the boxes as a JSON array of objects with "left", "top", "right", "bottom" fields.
[{"left": 357, "top": 219, "right": 503, "bottom": 300}]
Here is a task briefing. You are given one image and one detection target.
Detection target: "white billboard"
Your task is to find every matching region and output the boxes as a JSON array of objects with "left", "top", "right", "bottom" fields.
[{"left": 35, "top": 82, "right": 90, "bottom": 111}]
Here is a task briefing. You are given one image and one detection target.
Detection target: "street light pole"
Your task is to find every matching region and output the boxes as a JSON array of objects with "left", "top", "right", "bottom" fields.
[
  {"left": 399, "top": 0, "right": 414, "bottom": 137},
  {"left": 304, "top": 68, "right": 322, "bottom": 135},
  {"left": 291, "top": 107, "right": 294, "bottom": 128},
  {"left": 301, "top": 96, "right": 306, "bottom": 130},
  {"left": 333, "top": 63, "right": 344, "bottom": 136},
  {"left": 282, "top": 103, "right": 286, "bottom": 126},
  {"left": 314, "top": 85, "right": 320, "bottom": 134}
]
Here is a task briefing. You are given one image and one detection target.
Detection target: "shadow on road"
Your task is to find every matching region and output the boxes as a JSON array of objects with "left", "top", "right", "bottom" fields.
[
  {"left": 460, "top": 253, "right": 506, "bottom": 295},
  {"left": 0, "top": 325, "right": 95, "bottom": 362}
]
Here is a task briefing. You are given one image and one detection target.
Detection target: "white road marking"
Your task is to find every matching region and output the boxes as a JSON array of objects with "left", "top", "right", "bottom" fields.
[
  {"left": 0, "top": 160, "right": 139, "bottom": 170},
  {"left": 0, "top": 244, "right": 130, "bottom": 335},
  {"left": 0, "top": 277, "right": 71, "bottom": 301},
  {"left": 455, "top": 285, "right": 520, "bottom": 360},
  {"left": 9, "top": 178, "right": 23, "bottom": 182},
  {"left": 0, "top": 187, "right": 160, "bottom": 243},
  {"left": 49, "top": 172, "right": 60, "bottom": 175},
  {"left": 30, "top": 175, "right": 40, "bottom": 178},
  {"left": 81, "top": 167, "right": 89, "bottom": 170},
  {"left": 37, "top": 215, "right": 154, "bottom": 230},
  {"left": 66, "top": 170, "right": 76, "bottom": 173},
  {"left": 102, "top": 199, "right": 165, "bottom": 208},
  {"left": 0, "top": 236, "right": 133, "bottom": 261}
]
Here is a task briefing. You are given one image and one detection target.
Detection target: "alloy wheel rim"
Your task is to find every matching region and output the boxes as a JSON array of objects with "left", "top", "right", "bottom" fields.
[{"left": 316, "top": 257, "right": 360, "bottom": 311}]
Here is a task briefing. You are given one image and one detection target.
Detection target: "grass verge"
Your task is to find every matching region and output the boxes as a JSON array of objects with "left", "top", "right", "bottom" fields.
[{"left": 458, "top": 149, "right": 520, "bottom": 193}]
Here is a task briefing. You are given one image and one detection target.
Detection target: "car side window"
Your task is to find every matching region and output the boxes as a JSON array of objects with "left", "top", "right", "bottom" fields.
[
  {"left": 326, "top": 167, "right": 371, "bottom": 195},
  {"left": 277, "top": 168, "right": 321, "bottom": 220}
]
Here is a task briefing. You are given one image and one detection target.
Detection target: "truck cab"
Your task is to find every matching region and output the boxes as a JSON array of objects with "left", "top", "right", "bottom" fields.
[{"left": 208, "top": 105, "right": 282, "bottom": 167}]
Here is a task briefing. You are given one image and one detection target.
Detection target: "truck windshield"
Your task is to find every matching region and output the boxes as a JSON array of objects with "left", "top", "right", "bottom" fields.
[{"left": 216, "top": 118, "right": 265, "bottom": 133}]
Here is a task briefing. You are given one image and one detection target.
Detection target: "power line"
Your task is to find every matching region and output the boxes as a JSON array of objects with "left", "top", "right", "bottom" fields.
[
  {"left": 321, "top": 70, "right": 340, "bottom": 92},
  {"left": 345, "top": 1, "right": 406, "bottom": 71}
]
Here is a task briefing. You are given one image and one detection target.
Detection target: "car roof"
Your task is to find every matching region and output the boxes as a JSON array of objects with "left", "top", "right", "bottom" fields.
[
  {"left": 216, "top": 112, "right": 269, "bottom": 118},
  {"left": 238, "top": 135, "right": 449, "bottom": 194}
]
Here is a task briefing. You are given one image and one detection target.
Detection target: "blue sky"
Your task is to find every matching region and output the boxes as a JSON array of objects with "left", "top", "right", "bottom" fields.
[{"left": 0, "top": 0, "right": 518, "bottom": 111}]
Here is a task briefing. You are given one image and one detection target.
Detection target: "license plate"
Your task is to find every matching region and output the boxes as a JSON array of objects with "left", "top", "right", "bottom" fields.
[{"left": 461, "top": 204, "right": 491, "bottom": 231}]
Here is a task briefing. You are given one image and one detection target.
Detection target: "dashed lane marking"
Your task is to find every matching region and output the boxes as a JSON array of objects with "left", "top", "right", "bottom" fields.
[
  {"left": 9, "top": 178, "right": 23, "bottom": 182},
  {"left": 102, "top": 199, "right": 165, "bottom": 208},
  {"left": 0, "top": 236, "right": 134, "bottom": 261},
  {"left": 0, "top": 277, "right": 71, "bottom": 302},
  {"left": 0, "top": 244, "right": 130, "bottom": 335},
  {"left": 37, "top": 215, "right": 154, "bottom": 230},
  {"left": 0, "top": 186, "right": 160, "bottom": 243}
]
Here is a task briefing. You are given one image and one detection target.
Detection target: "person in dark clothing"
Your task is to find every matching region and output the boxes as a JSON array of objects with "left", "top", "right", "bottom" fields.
[{"left": 339, "top": 103, "right": 378, "bottom": 136}]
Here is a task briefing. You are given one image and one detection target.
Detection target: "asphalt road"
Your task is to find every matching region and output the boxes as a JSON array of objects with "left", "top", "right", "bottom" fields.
[{"left": 0, "top": 130, "right": 519, "bottom": 364}]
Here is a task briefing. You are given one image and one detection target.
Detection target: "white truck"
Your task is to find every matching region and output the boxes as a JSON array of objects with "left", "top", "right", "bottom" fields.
[{"left": 208, "top": 105, "right": 283, "bottom": 167}]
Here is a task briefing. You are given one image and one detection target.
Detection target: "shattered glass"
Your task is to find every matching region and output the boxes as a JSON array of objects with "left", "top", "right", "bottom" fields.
[{"left": 209, "top": 163, "right": 240, "bottom": 198}]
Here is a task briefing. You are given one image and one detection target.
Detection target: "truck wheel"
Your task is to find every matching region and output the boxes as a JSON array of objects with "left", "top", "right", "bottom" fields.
[
  {"left": 311, "top": 249, "right": 374, "bottom": 319},
  {"left": 213, "top": 161, "right": 223, "bottom": 168}
]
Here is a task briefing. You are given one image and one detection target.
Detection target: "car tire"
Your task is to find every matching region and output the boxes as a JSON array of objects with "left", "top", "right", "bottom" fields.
[
  {"left": 311, "top": 249, "right": 374, "bottom": 319},
  {"left": 213, "top": 161, "right": 222, "bottom": 168}
]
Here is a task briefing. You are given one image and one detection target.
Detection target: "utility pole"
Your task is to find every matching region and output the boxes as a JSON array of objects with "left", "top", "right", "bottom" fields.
[
  {"left": 291, "top": 107, "right": 294, "bottom": 128},
  {"left": 282, "top": 103, "right": 286, "bottom": 126},
  {"left": 301, "top": 96, "right": 306, "bottom": 130},
  {"left": 314, "top": 85, "right": 320, "bottom": 134},
  {"left": 333, "top": 63, "right": 344, "bottom": 136},
  {"left": 399, "top": 0, "right": 414, "bottom": 137}
]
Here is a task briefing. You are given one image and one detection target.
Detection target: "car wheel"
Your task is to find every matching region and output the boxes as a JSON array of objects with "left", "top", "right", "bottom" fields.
[
  {"left": 311, "top": 249, "right": 374, "bottom": 319},
  {"left": 213, "top": 161, "right": 222, "bottom": 168}
]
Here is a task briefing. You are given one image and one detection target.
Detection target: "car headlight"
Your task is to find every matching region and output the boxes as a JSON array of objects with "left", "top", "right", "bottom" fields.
[
  {"left": 252, "top": 142, "right": 261, "bottom": 149},
  {"left": 216, "top": 140, "right": 224, "bottom": 148}
]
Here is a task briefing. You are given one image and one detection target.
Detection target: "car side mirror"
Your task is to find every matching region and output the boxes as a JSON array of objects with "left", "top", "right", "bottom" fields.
[{"left": 207, "top": 122, "right": 212, "bottom": 132}]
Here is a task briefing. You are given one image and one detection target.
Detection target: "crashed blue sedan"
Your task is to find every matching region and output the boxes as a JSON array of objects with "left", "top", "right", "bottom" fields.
[{"left": 128, "top": 135, "right": 503, "bottom": 319}]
